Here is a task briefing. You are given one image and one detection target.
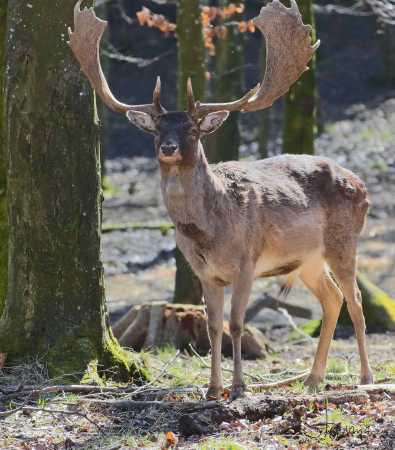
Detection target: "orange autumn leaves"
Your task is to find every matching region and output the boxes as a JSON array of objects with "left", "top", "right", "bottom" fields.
[
  {"left": 136, "top": 3, "right": 256, "bottom": 55},
  {"left": 136, "top": 7, "right": 176, "bottom": 34}
]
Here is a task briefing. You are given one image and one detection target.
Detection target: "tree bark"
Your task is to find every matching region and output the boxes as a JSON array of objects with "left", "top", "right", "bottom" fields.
[
  {"left": 0, "top": 0, "right": 147, "bottom": 382},
  {"left": 282, "top": 0, "right": 316, "bottom": 155},
  {"left": 173, "top": 0, "right": 206, "bottom": 304},
  {"left": 0, "top": 1, "right": 7, "bottom": 316}
]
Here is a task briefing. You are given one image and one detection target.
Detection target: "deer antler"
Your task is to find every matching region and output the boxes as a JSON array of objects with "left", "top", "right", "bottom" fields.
[
  {"left": 68, "top": 0, "right": 165, "bottom": 115},
  {"left": 194, "top": 0, "right": 320, "bottom": 116}
]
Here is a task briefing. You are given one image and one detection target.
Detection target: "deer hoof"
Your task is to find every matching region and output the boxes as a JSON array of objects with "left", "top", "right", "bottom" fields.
[
  {"left": 304, "top": 373, "right": 323, "bottom": 390},
  {"left": 360, "top": 373, "right": 374, "bottom": 385},
  {"left": 206, "top": 386, "right": 223, "bottom": 400},
  {"left": 230, "top": 384, "right": 246, "bottom": 401}
]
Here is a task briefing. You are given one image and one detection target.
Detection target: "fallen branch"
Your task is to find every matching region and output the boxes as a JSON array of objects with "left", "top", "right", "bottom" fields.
[
  {"left": 102, "top": 222, "right": 174, "bottom": 234},
  {"left": 246, "top": 371, "right": 309, "bottom": 391}
]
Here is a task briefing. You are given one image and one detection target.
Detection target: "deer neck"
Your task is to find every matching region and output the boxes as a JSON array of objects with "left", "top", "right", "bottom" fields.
[{"left": 160, "top": 141, "right": 223, "bottom": 231}]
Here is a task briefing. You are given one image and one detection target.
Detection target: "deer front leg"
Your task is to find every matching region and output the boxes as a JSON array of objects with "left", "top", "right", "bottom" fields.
[
  {"left": 202, "top": 281, "right": 225, "bottom": 400},
  {"left": 230, "top": 266, "right": 253, "bottom": 400}
]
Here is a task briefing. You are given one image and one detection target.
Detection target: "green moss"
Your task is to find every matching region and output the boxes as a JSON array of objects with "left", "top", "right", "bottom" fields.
[
  {"left": 355, "top": 273, "right": 395, "bottom": 331},
  {"left": 100, "top": 332, "right": 149, "bottom": 384},
  {"left": 300, "top": 319, "right": 321, "bottom": 337}
]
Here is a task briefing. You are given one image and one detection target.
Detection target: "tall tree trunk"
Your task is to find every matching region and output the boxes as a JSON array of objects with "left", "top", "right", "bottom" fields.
[
  {"left": 258, "top": 43, "right": 270, "bottom": 159},
  {"left": 0, "top": 0, "right": 147, "bottom": 382},
  {"left": 282, "top": 0, "right": 316, "bottom": 155},
  {"left": 207, "top": 0, "right": 243, "bottom": 163},
  {"left": 0, "top": 1, "right": 7, "bottom": 316},
  {"left": 173, "top": 0, "right": 206, "bottom": 304}
]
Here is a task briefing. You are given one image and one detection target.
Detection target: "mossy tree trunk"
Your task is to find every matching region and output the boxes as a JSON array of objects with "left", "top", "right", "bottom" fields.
[
  {"left": 173, "top": 0, "right": 206, "bottom": 304},
  {"left": 303, "top": 273, "right": 395, "bottom": 337},
  {"left": 258, "top": 44, "right": 269, "bottom": 159},
  {"left": 282, "top": 0, "right": 316, "bottom": 155},
  {"left": 0, "top": 1, "right": 7, "bottom": 317},
  {"left": 176, "top": 0, "right": 206, "bottom": 110},
  {"left": 207, "top": 0, "right": 243, "bottom": 163},
  {"left": 0, "top": 0, "right": 147, "bottom": 382},
  {"left": 338, "top": 274, "right": 395, "bottom": 333}
]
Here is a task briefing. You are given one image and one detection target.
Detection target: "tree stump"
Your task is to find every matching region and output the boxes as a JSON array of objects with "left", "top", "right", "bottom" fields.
[{"left": 112, "top": 302, "right": 268, "bottom": 359}]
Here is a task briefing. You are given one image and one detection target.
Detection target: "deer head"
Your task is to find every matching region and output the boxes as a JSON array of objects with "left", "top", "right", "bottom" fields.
[{"left": 68, "top": 0, "right": 319, "bottom": 166}]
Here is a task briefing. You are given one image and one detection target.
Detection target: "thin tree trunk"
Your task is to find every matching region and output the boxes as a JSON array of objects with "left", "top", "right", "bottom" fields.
[
  {"left": 0, "top": 1, "right": 7, "bottom": 316},
  {"left": 207, "top": 0, "right": 243, "bottom": 163},
  {"left": 0, "top": 0, "right": 148, "bottom": 382},
  {"left": 282, "top": 0, "right": 316, "bottom": 155},
  {"left": 173, "top": 0, "right": 206, "bottom": 305}
]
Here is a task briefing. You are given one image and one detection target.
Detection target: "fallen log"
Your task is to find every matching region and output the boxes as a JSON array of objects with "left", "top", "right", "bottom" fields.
[
  {"left": 178, "top": 390, "right": 371, "bottom": 437},
  {"left": 245, "top": 294, "right": 312, "bottom": 322},
  {"left": 112, "top": 302, "right": 269, "bottom": 359}
]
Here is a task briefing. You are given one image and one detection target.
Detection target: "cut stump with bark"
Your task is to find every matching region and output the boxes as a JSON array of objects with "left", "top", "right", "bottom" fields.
[{"left": 113, "top": 302, "right": 268, "bottom": 359}]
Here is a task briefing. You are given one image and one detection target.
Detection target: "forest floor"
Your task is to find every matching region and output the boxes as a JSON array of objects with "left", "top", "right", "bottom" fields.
[{"left": 0, "top": 333, "right": 394, "bottom": 450}]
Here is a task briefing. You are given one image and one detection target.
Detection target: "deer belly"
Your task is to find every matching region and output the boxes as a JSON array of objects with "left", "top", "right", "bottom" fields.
[{"left": 253, "top": 254, "right": 302, "bottom": 279}]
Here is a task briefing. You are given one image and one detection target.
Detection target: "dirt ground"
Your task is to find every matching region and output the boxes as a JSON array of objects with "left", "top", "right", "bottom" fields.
[{"left": 0, "top": 333, "right": 394, "bottom": 450}]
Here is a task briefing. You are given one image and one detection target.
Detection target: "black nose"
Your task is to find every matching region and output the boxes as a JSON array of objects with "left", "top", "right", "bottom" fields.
[{"left": 160, "top": 143, "right": 178, "bottom": 156}]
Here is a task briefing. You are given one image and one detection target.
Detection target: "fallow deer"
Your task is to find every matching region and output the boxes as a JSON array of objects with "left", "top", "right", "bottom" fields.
[{"left": 69, "top": 0, "right": 373, "bottom": 399}]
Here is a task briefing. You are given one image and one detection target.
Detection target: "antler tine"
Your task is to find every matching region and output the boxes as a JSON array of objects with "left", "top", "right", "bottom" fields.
[
  {"left": 186, "top": 78, "right": 197, "bottom": 115},
  {"left": 153, "top": 76, "right": 166, "bottom": 114},
  {"left": 68, "top": 1, "right": 161, "bottom": 115},
  {"left": 194, "top": 0, "right": 319, "bottom": 117}
]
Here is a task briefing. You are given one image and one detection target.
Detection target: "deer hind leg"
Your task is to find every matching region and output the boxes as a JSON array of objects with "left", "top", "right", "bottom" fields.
[
  {"left": 328, "top": 258, "right": 373, "bottom": 385},
  {"left": 327, "top": 240, "right": 373, "bottom": 384},
  {"left": 202, "top": 281, "right": 225, "bottom": 400},
  {"left": 300, "top": 263, "right": 344, "bottom": 388},
  {"left": 229, "top": 267, "right": 253, "bottom": 400}
]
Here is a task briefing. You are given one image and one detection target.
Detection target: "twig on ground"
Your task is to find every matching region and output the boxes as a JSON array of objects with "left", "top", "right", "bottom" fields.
[
  {"left": 278, "top": 307, "right": 314, "bottom": 343},
  {"left": 246, "top": 370, "right": 310, "bottom": 391}
]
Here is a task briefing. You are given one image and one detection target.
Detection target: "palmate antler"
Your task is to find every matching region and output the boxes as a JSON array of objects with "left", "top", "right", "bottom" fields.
[
  {"left": 68, "top": 0, "right": 319, "bottom": 118},
  {"left": 191, "top": 0, "right": 320, "bottom": 117},
  {"left": 67, "top": 0, "right": 165, "bottom": 115}
]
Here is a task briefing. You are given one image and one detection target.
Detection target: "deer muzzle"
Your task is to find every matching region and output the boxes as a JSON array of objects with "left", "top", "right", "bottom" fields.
[{"left": 159, "top": 143, "right": 182, "bottom": 164}]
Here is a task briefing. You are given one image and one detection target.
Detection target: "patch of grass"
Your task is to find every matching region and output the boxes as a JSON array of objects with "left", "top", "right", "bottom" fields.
[
  {"left": 150, "top": 346, "right": 209, "bottom": 388},
  {"left": 196, "top": 436, "right": 248, "bottom": 450},
  {"left": 374, "top": 361, "right": 395, "bottom": 381},
  {"left": 327, "top": 358, "right": 348, "bottom": 374}
]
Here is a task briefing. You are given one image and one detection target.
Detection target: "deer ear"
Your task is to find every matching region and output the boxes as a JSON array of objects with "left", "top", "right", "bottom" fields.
[
  {"left": 199, "top": 111, "right": 229, "bottom": 135},
  {"left": 126, "top": 110, "right": 157, "bottom": 134}
]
